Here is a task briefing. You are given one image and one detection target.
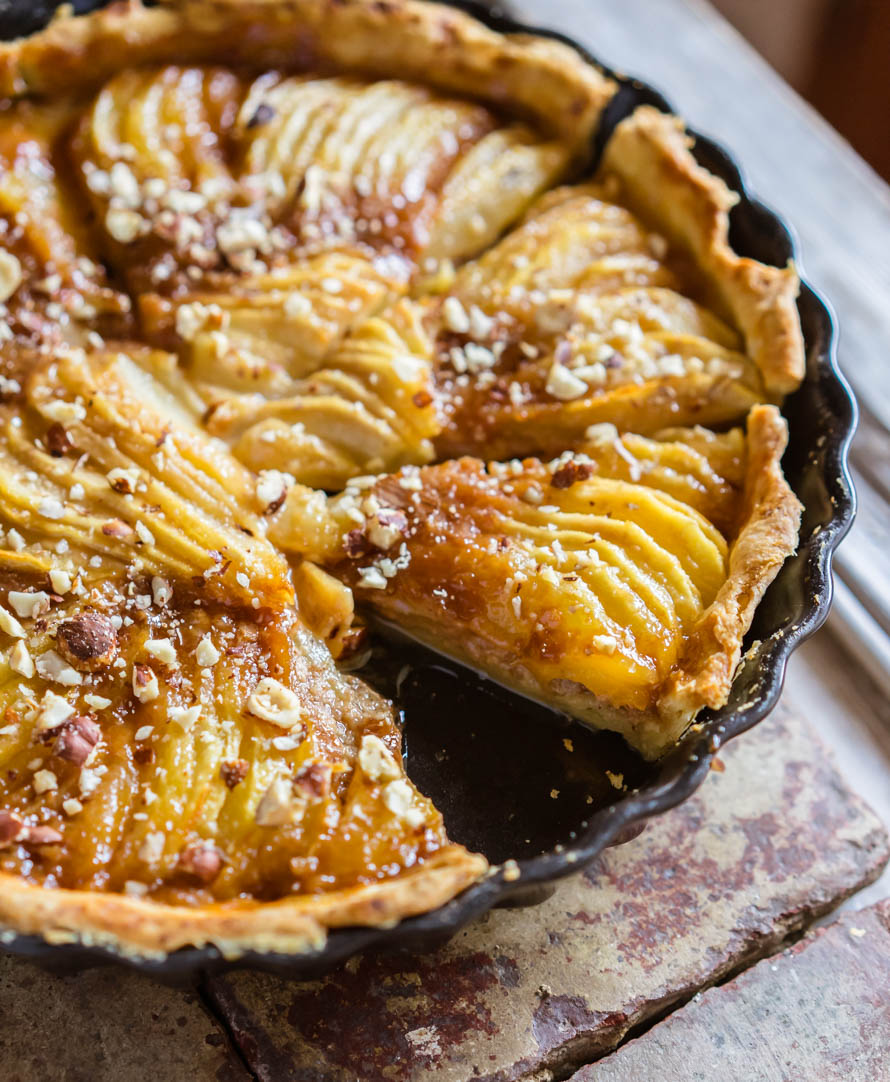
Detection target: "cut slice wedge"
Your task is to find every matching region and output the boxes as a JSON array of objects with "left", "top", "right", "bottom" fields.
[{"left": 277, "top": 406, "right": 800, "bottom": 758}]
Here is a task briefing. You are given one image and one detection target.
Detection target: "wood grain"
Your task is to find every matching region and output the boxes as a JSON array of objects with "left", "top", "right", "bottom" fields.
[{"left": 575, "top": 899, "right": 890, "bottom": 1081}]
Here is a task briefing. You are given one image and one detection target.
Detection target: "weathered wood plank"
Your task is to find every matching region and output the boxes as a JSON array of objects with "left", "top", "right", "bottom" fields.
[
  {"left": 205, "top": 707, "right": 889, "bottom": 1082},
  {"left": 577, "top": 899, "right": 890, "bottom": 1082},
  {"left": 0, "top": 957, "right": 251, "bottom": 1082}
]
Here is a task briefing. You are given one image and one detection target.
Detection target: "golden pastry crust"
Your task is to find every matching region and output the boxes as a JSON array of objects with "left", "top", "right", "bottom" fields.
[
  {"left": 655, "top": 404, "right": 803, "bottom": 738},
  {"left": 0, "top": 0, "right": 615, "bottom": 151},
  {"left": 0, "top": 846, "right": 485, "bottom": 959},
  {"left": 599, "top": 107, "right": 805, "bottom": 396}
]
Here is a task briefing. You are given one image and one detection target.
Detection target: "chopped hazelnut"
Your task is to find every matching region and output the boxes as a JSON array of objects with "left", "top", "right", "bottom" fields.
[
  {"left": 101, "top": 518, "right": 135, "bottom": 540},
  {"left": 107, "top": 467, "right": 139, "bottom": 494},
  {"left": 35, "top": 650, "right": 82, "bottom": 686},
  {"left": 54, "top": 716, "right": 101, "bottom": 765},
  {"left": 382, "top": 778, "right": 425, "bottom": 828},
  {"left": 195, "top": 636, "right": 220, "bottom": 667},
  {"left": 294, "top": 761, "right": 332, "bottom": 800},
  {"left": 35, "top": 690, "right": 76, "bottom": 733},
  {"left": 358, "top": 734, "right": 400, "bottom": 783},
  {"left": 45, "top": 423, "right": 73, "bottom": 457},
  {"left": 367, "top": 508, "right": 408, "bottom": 551},
  {"left": 551, "top": 460, "right": 594, "bottom": 489},
  {"left": 57, "top": 612, "right": 118, "bottom": 671},
  {"left": 344, "top": 529, "right": 371, "bottom": 559},
  {"left": 221, "top": 758, "right": 249, "bottom": 788},
  {"left": 0, "top": 606, "right": 25, "bottom": 638},
  {"left": 9, "top": 640, "right": 33, "bottom": 678},
  {"left": 255, "top": 775, "right": 303, "bottom": 827},
  {"left": 0, "top": 250, "right": 22, "bottom": 303},
  {"left": 106, "top": 207, "right": 145, "bottom": 244},
  {"left": 169, "top": 704, "right": 201, "bottom": 730},
  {"left": 132, "top": 663, "right": 159, "bottom": 704},
  {"left": 138, "top": 831, "right": 165, "bottom": 864},
  {"left": 33, "top": 768, "right": 58, "bottom": 794},
  {"left": 7, "top": 591, "right": 50, "bottom": 620},
  {"left": 0, "top": 810, "right": 25, "bottom": 846},
  {"left": 545, "top": 361, "right": 587, "bottom": 401},
  {"left": 178, "top": 841, "right": 223, "bottom": 883},
  {"left": 151, "top": 576, "right": 173, "bottom": 607},
  {"left": 145, "top": 638, "right": 178, "bottom": 667},
  {"left": 49, "top": 569, "right": 72, "bottom": 594},
  {"left": 246, "top": 677, "right": 303, "bottom": 732},
  {"left": 0, "top": 813, "right": 63, "bottom": 848}
]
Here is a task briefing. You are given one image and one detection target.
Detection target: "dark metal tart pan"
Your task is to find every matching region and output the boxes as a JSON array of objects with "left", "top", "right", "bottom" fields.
[{"left": 0, "top": 0, "right": 856, "bottom": 980}]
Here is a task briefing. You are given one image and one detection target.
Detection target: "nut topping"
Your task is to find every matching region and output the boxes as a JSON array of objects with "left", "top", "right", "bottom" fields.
[
  {"left": 22, "top": 825, "right": 64, "bottom": 846},
  {"left": 0, "top": 810, "right": 25, "bottom": 846},
  {"left": 53, "top": 716, "right": 101, "bottom": 766},
  {"left": 35, "top": 690, "right": 76, "bottom": 733},
  {"left": 246, "top": 677, "right": 304, "bottom": 732},
  {"left": 132, "top": 663, "right": 160, "bottom": 703},
  {"left": 255, "top": 775, "right": 304, "bottom": 827},
  {"left": 57, "top": 612, "right": 118, "bottom": 671},
  {"left": 294, "top": 761, "right": 333, "bottom": 800},
  {"left": 0, "top": 812, "right": 62, "bottom": 848},
  {"left": 344, "top": 528, "right": 371, "bottom": 559},
  {"left": 45, "top": 422, "right": 73, "bottom": 457},
  {"left": 358, "top": 734, "right": 400, "bottom": 783},
  {"left": 551, "top": 459, "right": 594, "bottom": 489},
  {"left": 0, "top": 250, "right": 22, "bottom": 303},
  {"left": 366, "top": 508, "right": 408, "bottom": 551},
  {"left": 107, "top": 467, "right": 140, "bottom": 494},
  {"left": 101, "top": 518, "right": 135, "bottom": 540},
  {"left": 221, "top": 758, "right": 249, "bottom": 788},
  {"left": 178, "top": 841, "right": 223, "bottom": 883}
]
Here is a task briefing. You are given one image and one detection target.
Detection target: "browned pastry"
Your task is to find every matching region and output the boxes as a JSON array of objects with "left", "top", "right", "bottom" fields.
[{"left": 0, "top": 0, "right": 801, "bottom": 958}]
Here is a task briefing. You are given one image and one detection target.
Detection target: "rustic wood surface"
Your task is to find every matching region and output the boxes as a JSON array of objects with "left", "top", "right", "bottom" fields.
[
  {"left": 0, "top": 958, "right": 251, "bottom": 1082},
  {"left": 575, "top": 898, "right": 890, "bottom": 1081}
]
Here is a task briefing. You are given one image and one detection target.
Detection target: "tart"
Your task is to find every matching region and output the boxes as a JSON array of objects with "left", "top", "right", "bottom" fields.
[{"left": 0, "top": 0, "right": 801, "bottom": 958}]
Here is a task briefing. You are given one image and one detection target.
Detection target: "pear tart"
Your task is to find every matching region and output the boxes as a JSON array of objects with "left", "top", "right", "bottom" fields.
[{"left": 0, "top": 0, "right": 802, "bottom": 958}]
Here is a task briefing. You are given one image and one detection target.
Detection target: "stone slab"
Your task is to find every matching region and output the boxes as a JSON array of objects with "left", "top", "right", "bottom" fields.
[
  {"left": 205, "top": 706, "right": 889, "bottom": 1081},
  {"left": 580, "top": 899, "right": 890, "bottom": 1082},
  {"left": 0, "top": 955, "right": 250, "bottom": 1082}
]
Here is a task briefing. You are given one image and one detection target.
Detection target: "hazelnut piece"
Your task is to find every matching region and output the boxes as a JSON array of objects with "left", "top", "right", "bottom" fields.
[
  {"left": 54, "top": 716, "right": 101, "bottom": 766},
  {"left": 178, "top": 842, "right": 223, "bottom": 884},
  {"left": 57, "top": 613, "right": 118, "bottom": 671}
]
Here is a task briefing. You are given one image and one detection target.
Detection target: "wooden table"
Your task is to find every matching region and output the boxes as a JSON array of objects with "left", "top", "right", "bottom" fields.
[{"left": 3, "top": 1, "right": 890, "bottom": 1078}]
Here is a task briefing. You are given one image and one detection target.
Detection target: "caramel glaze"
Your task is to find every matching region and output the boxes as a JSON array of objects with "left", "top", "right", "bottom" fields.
[{"left": 0, "top": 573, "right": 451, "bottom": 906}]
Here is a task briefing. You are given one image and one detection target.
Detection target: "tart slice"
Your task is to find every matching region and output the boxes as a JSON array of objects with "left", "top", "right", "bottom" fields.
[
  {"left": 277, "top": 406, "right": 800, "bottom": 759},
  {"left": 0, "top": 344, "right": 485, "bottom": 957}
]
